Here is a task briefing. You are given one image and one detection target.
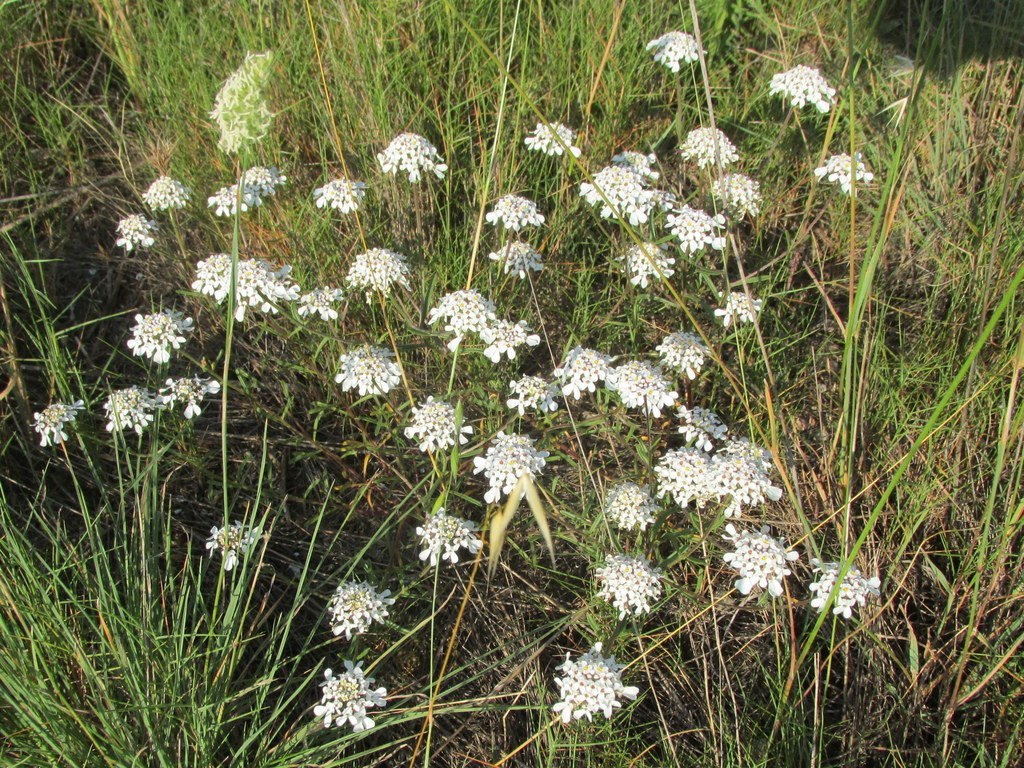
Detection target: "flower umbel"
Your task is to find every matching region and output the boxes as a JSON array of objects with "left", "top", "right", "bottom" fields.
[
  {"left": 142, "top": 176, "right": 191, "bottom": 211},
  {"left": 327, "top": 581, "right": 395, "bottom": 640},
  {"left": 192, "top": 253, "right": 299, "bottom": 322},
  {"left": 344, "top": 248, "right": 411, "bottom": 302},
  {"left": 115, "top": 214, "right": 157, "bottom": 251},
  {"left": 473, "top": 431, "right": 549, "bottom": 504},
  {"left": 159, "top": 376, "right": 220, "bottom": 419},
  {"left": 297, "top": 287, "right": 345, "bottom": 321},
  {"left": 814, "top": 153, "right": 874, "bottom": 194},
  {"left": 552, "top": 642, "right": 639, "bottom": 724},
  {"left": 679, "top": 127, "right": 739, "bottom": 169},
  {"left": 313, "top": 177, "right": 367, "bottom": 214},
  {"left": 33, "top": 400, "right": 85, "bottom": 447},
  {"left": 595, "top": 554, "right": 664, "bottom": 619},
  {"left": 314, "top": 662, "right": 387, "bottom": 732},
  {"left": 427, "top": 289, "right": 497, "bottom": 351},
  {"left": 334, "top": 345, "right": 402, "bottom": 396},
  {"left": 606, "top": 360, "right": 678, "bottom": 418},
  {"left": 488, "top": 241, "right": 544, "bottom": 279},
  {"left": 714, "top": 291, "right": 762, "bottom": 328},
  {"left": 656, "top": 331, "right": 709, "bottom": 380},
  {"left": 677, "top": 405, "right": 728, "bottom": 452},
  {"left": 524, "top": 121, "right": 582, "bottom": 157},
  {"left": 485, "top": 195, "right": 546, "bottom": 231},
  {"left": 507, "top": 375, "right": 560, "bottom": 416},
  {"left": 808, "top": 559, "right": 881, "bottom": 619},
  {"left": 404, "top": 397, "right": 472, "bottom": 453},
  {"left": 647, "top": 31, "right": 702, "bottom": 73},
  {"left": 417, "top": 508, "right": 482, "bottom": 566},
  {"left": 579, "top": 165, "right": 660, "bottom": 227},
  {"left": 604, "top": 482, "right": 657, "bottom": 532},
  {"left": 769, "top": 65, "right": 836, "bottom": 113},
  {"left": 126, "top": 309, "right": 193, "bottom": 364},
  {"left": 377, "top": 132, "right": 447, "bottom": 183},
  {"left": 206, "top": 521, "right": 260, "bottom": 571},
  {"left": 480, "top": 319, "right": 540, "bottom": 363},
  {"left": 103, "top": 386, "right": 158, "bottom": 435},
  {"left": 619, "top": 242, "right": 675, "bottom": 289},
  {"left": 722, "top": 524, "right": 798, "bottom": 597},
  {"left": 712, "top": 173, "right": 762, "bottom": 218},
  {"left": 554, "top": 346, "right": 613, "bottom": 400},
  {"left": 611, "top": 150, "right": 660, "bottom": 181},
  {"left": 666, "top": 205, "right": 727, "bottom": 255}
]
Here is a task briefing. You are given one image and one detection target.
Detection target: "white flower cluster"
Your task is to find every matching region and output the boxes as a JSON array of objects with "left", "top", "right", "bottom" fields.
[
  {"left": 595, "top": 554, "right": 664, "bottom": 619},
  {"left": 126, "top": 309, "right": 193, "bottom": 364},
  {"left": 142, "top": 176, "right": 191, "bottom": 211},
  {"left": 314, "top": 662, "right": 387, "bottom": 732},
  {"left": 103, "top": 386, "right": 158, "bottom": 435},
  {"left": 524, "top": 121, "right": 581, "bottom": 157},
  {"left": 327, "top": 581, "right": 395, "bottom": 640},
  {"left": 192, "top": 253, "right": 300, "bottom": 322},
  {"left": 606, "top": 360, "right": 678, "bottom": 418},
  {"left": 579, "top": 165, "right": 661, "bottom": 227},
  {"left": 769, "top": 65, "right": 836, "bottom": 113},
  {"left": 715, "top": 291, "right": 762, "bottom": 327},
  {"left": 486, "top": 195, "right": 546, "bottom": 231},
  {"left": 554, "top": 346, "right": 613, "bottom": 400},
  {"left": 404, "top": 396, "right": 472, "bottom": 453},
  {"left": 416, "top": 508, "right": 482, "bottom": 566},
  {"left": 722, "top": 524, "right": 798, "bottom": 597},
  {"left": 603, "top": 482, "right": 657, "bottom": 532},
  {"left": 313, "top": 177, "right": 367, "bottom": 214},
  {"left": 489, "top": 241, "right": 544, "bottom": 279},
  {"left": 473, "top": 431, "right": 549, "bottom": 504},
  {"left": 712, "top": 173, "right": 762, "bottom": 218},
  {"left": 33, "top": 400, "right": 85, "bottom": 447},
  {"left": 552, "top": 642, "right": 639, "bottom": 724},
  {"left": 159, "top": 376, "right": 220, "bottom": 419},
  {"left": 207, "top": 166, "right": 287, "bottom": 217},
  {"left": 335, "top": 344, "right": 402, "bottom": 397},
  {"left": 677, "top": 405, "right": 727, "bottom": 452},
  {"left": 345, "top": 248, "right": 411, "bottom": 302},
  {"left": 115, "top": 214, "right": 157, "bottom": 251},
  {"left": 666, "top": 205, "right": 727, "bottom": 255},
  {"left": 710, "top": 439, "right": 783, "bottom": 518},
  {"left": 377, "top": 132, "right": 448, "bottom": 183},
  {"left": 611, "top": 150, "right": 659, "bottom": 181},
  {"left": 297, "top": 287, "right": 345, "bottom": 321},
  {"left": 480, "top": 319, "right": 540, "bottom": 363},
  {"left": 619, "top": 242, "right": 675, "bottom": 288},
  {"left": 657, "top": 331, "right": 709, "bottom": 380},
  {"left": 507, "top": 375, "right": 560, "bottom": 416},
  {"left": 206, "top": 521, "right": 260, "bottom": 571},
  {"left": 679, "top": 127, "right": 739, "bottom": 169},
  {"left": 814, "top": 152, "right": 874, "bottom": 194},
  {"left": 654, "top": 446, "right": 715, "bottom": 510},
  {"left": 808, "top": 559, "right": 881, "bottom": 619},
  {"left": 427, "top": 289, "right": 497, "bottom": 351},
  {"left": 646, "top": 31, "right": 703, "bottom": 73}
]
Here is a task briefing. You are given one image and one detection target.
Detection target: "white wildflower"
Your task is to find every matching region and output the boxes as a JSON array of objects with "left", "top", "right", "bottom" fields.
[
  {"left": 486, "top": 195, "right": 545, "bottom": 231},
  {"left": 604, "top": 482, "right": 657, "bottom": 532},
  {"left": 808, "top": 559, "right": 881, "bottom": 619},
  {"left": 472, "top": 431, "right": 549, "bottom": 505},
  {"left": 507, "top": 375, "right": 560, "bottom": 416},
  {"left": 552, "top": 642, "right": 639, "bottom": 724},
  {"left": 427, "top": 289, "right": 497, "bottom": 351},
  {"left": 241, "top": 166, "right": 287, "bottom": 200},
  {"left": 656, "top": 331, "right": 709, "bottom": 380},
  {"left": 666, "top": 205, "right": 727, "bottom": 255},
  {"left": 206, "top": 520, "right": 260, "bottom": 571},
  {"left": 416, "top": 508, "right": 482, "bottom": 566},
  {"left": 404, "top": 397, "right": 472, "bottom": 453},
  {"left": 646, "top": 31, "right": 702, "bottom": 73},
  {"left": 297, "top": 287, "right": 345, "bottom": 321},
  {"left": 677, "top": 405, "right": 727, "bottom": 452},
  {"left": 488, "top": 241, "right": 544, "bottom": 279},
  {"left": 334, "top": 345, "right": 402, "bottom": 397},
  {"left": 712, "top": 173, "right": 762, "bottom": 218},
  {"left": 313, "top": 177, "right": 367, "bottom": 214},
  {"left": 314, "top": 662, "right": 387, "bottom": 732},
  {"left": 33, "top": 400, "right": 85, "bottom": 447},
  {"left": 327, "top": 581, "right": 395, "bottom": 640},
  {"left": 619, "top": 242, "right": 675, "bottom": 288},
  {"left": 714, "top": 291, "right": 762, "bottom": 328},
  {"left": 554, "top": 346, "right": 613, "bottom": 400},
  {"left": 524, "top": 122, "right": 581, "bottom": 157},
  {"left": 722, "top": 524, "right": 799, "bottom": 597},
  {"left": 814, "top": 152, "right": 874, "bottom": 194},
  {"left": 595, "top": 554, "right": 664, "bottom": 619},
  {"left": 606, "top": 360, "right": 677, "bottom": 418},
  {"left": 103, "top": 386, "right": 158, "bottom": 435},
  {"left": 579, "top": 165, "right": 659, "bottom": 227},
  {"left": 115, "top": 214, "right": 157, "bottom": 251},
  {"left": 210, "top": 50, "right": 274, "bottom": 155},
  {"left": 344, "top": 248, "right": 411, "bottom": 302},
  {"left": 709, "top": 439, "right": 783, "bottom": 518},
  {"left": 126, "top": 309, "right": 193, "bottom": 364},
  {"left": 377, "top": 132, "right": 447, "bottom": 183},
  {"left": 480, "top": 319, "right": 540, "bottom": 363},
  {"left": 142, "top": 176, "right": 191, "bottom": 211},
  {"left": 611, "top": 150, "right": 659, "bottom": 181},
  {"left": 769, "top": 65, "right": 836, "bottom": 113},
  {"left": 654, "top": 446, "right": 715, "bottom": 509},
  {"left": 192, "top": 253, "right": 299, "bottom": 322},
  {"left": 159, "top": 376, "right": 220, "bottom": 419},
  {"left": 679, "top": 127, "right": 739, "bottom": 169}
]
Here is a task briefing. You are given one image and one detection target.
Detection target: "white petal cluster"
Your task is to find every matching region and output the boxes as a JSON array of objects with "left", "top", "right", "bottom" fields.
[
  {"left": 654, "top": 446, "right": 715, "bottom": 509},
  {"left": 314, "top": 662, "right": 387, "bottom": 732},
  {"left": 485, "top": 195, "right": 546, "bottom": 231},
  {"left": 404, "top": 396, "right": 472, "bottom": 453},
  {"left": 377, "top": 132, "right": 448, "bottom": 183},
  {"left": 327, "top": 581, "right": 395, "bottom": 640},
  {"left": 206, "top": 520, "right": 260, "bottom": 571},
  {"left": 579, "top": 165, "right": 660, "bottom": 226},
  {"left": 480, "top": 319, "right": 540, "bottom": 363},
  {"left": 714, "top": 291, "right": 762, "bottom": 327},
  {"left": 142, "top": 176, "right": 191, "bottom": 211},
  {"left": 427, "top": 289, "right": 497, "bottom": 351},
  {"left": 207, "top": 185, "right": 253, "bottom": 217},
  {"left": 416, "top": 508, "right": 482, "bottom": 566},
  {"left": 595, "top": 554, "right": 664, "bottom": 619},
  {"left": 297, "top": 287, "right": 345, "bottom": 321},
  {"left": 345, "top": 248, "right": 412, "bottom": 302},
  {"left": 552, "top": 642, "right": 639, "bottom": 724},
  {"left": 192, "top": 253, "right": 299, "bottom": 322},
  {"left": 769, "top": 65, "right": 836, "bottom": 113},
  {"left": 606, "top": 360, "right": 677, "bottom": 418},
  {"left": 679, "top": 127, "right": 739, "bottom": 169},
  {"left": 656, "top": 331, "right": 709, "bottom": 380},
  {"left": 313, "top": 177, "right": 367, "bottom": 213},
  {"left": 115, "top": 214, "right": 157, "bottom": 251},
  {"left": 603, "top": 482, "right": 657, "bottom": 532},
  {"left": 677, "top": 405, "right": 727, "bottom": 451},
  {"left": 489, "top": 241, "right": 544, "bottom": 279},
  {"left": 712, "top": 173, "right": 762, "bottom": 218},
  {"left": 160, "top": 376, "right": 220, "bottom": 419},
  {"left": 473, "top": 431, "right": 549, "bottom": 504},
  {"left": 666, "top": 205, "right": 727, "bottom": 254},
  {"left": 709, "top": 439, "right": 783, "bottom": 517},
  {"left": 554, "top": 346, "right": 614, "bottom": 400},
  {"left": 334, "top": 344, "right": 402, "bottom": 397},
  {"left": 619, "top": 242, "right": 675, "bottom": 288},
  {"left": 808, "top": 559, "right": 881, "bottom": 619},
  {"left": 208, "top": 167, "right": 287, "bottom": 217},
  {"left": 646, "top": 31, "right": 703, "bottom": 73},
  {"left": 524, "top": 122, "right": 581, "bottom": 157},
  {"left": 507, "top": 375, "right": 560, "bottom": 416},
  {"left": 611, "top": 150, "right": 659, "bottom": 181},
  {"left": 126, "top": 309, "right": 193, "bottom": 364},
  {"left": 814, "top": 152, "right": 874, "bottom": 194},
  {"left": 33, "top": 400, "right": 85, "bottom": 447},
  {"left": 103, "top": 386, "right": 158, "bottom": 435},
  {"left": 722, "top": 524, "right": 798, "bottom": 597}
]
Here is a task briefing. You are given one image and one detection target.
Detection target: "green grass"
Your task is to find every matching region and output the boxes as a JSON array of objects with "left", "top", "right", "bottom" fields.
[{"left": 2, "top": 0, "right": 1023, "bottom": 766}]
